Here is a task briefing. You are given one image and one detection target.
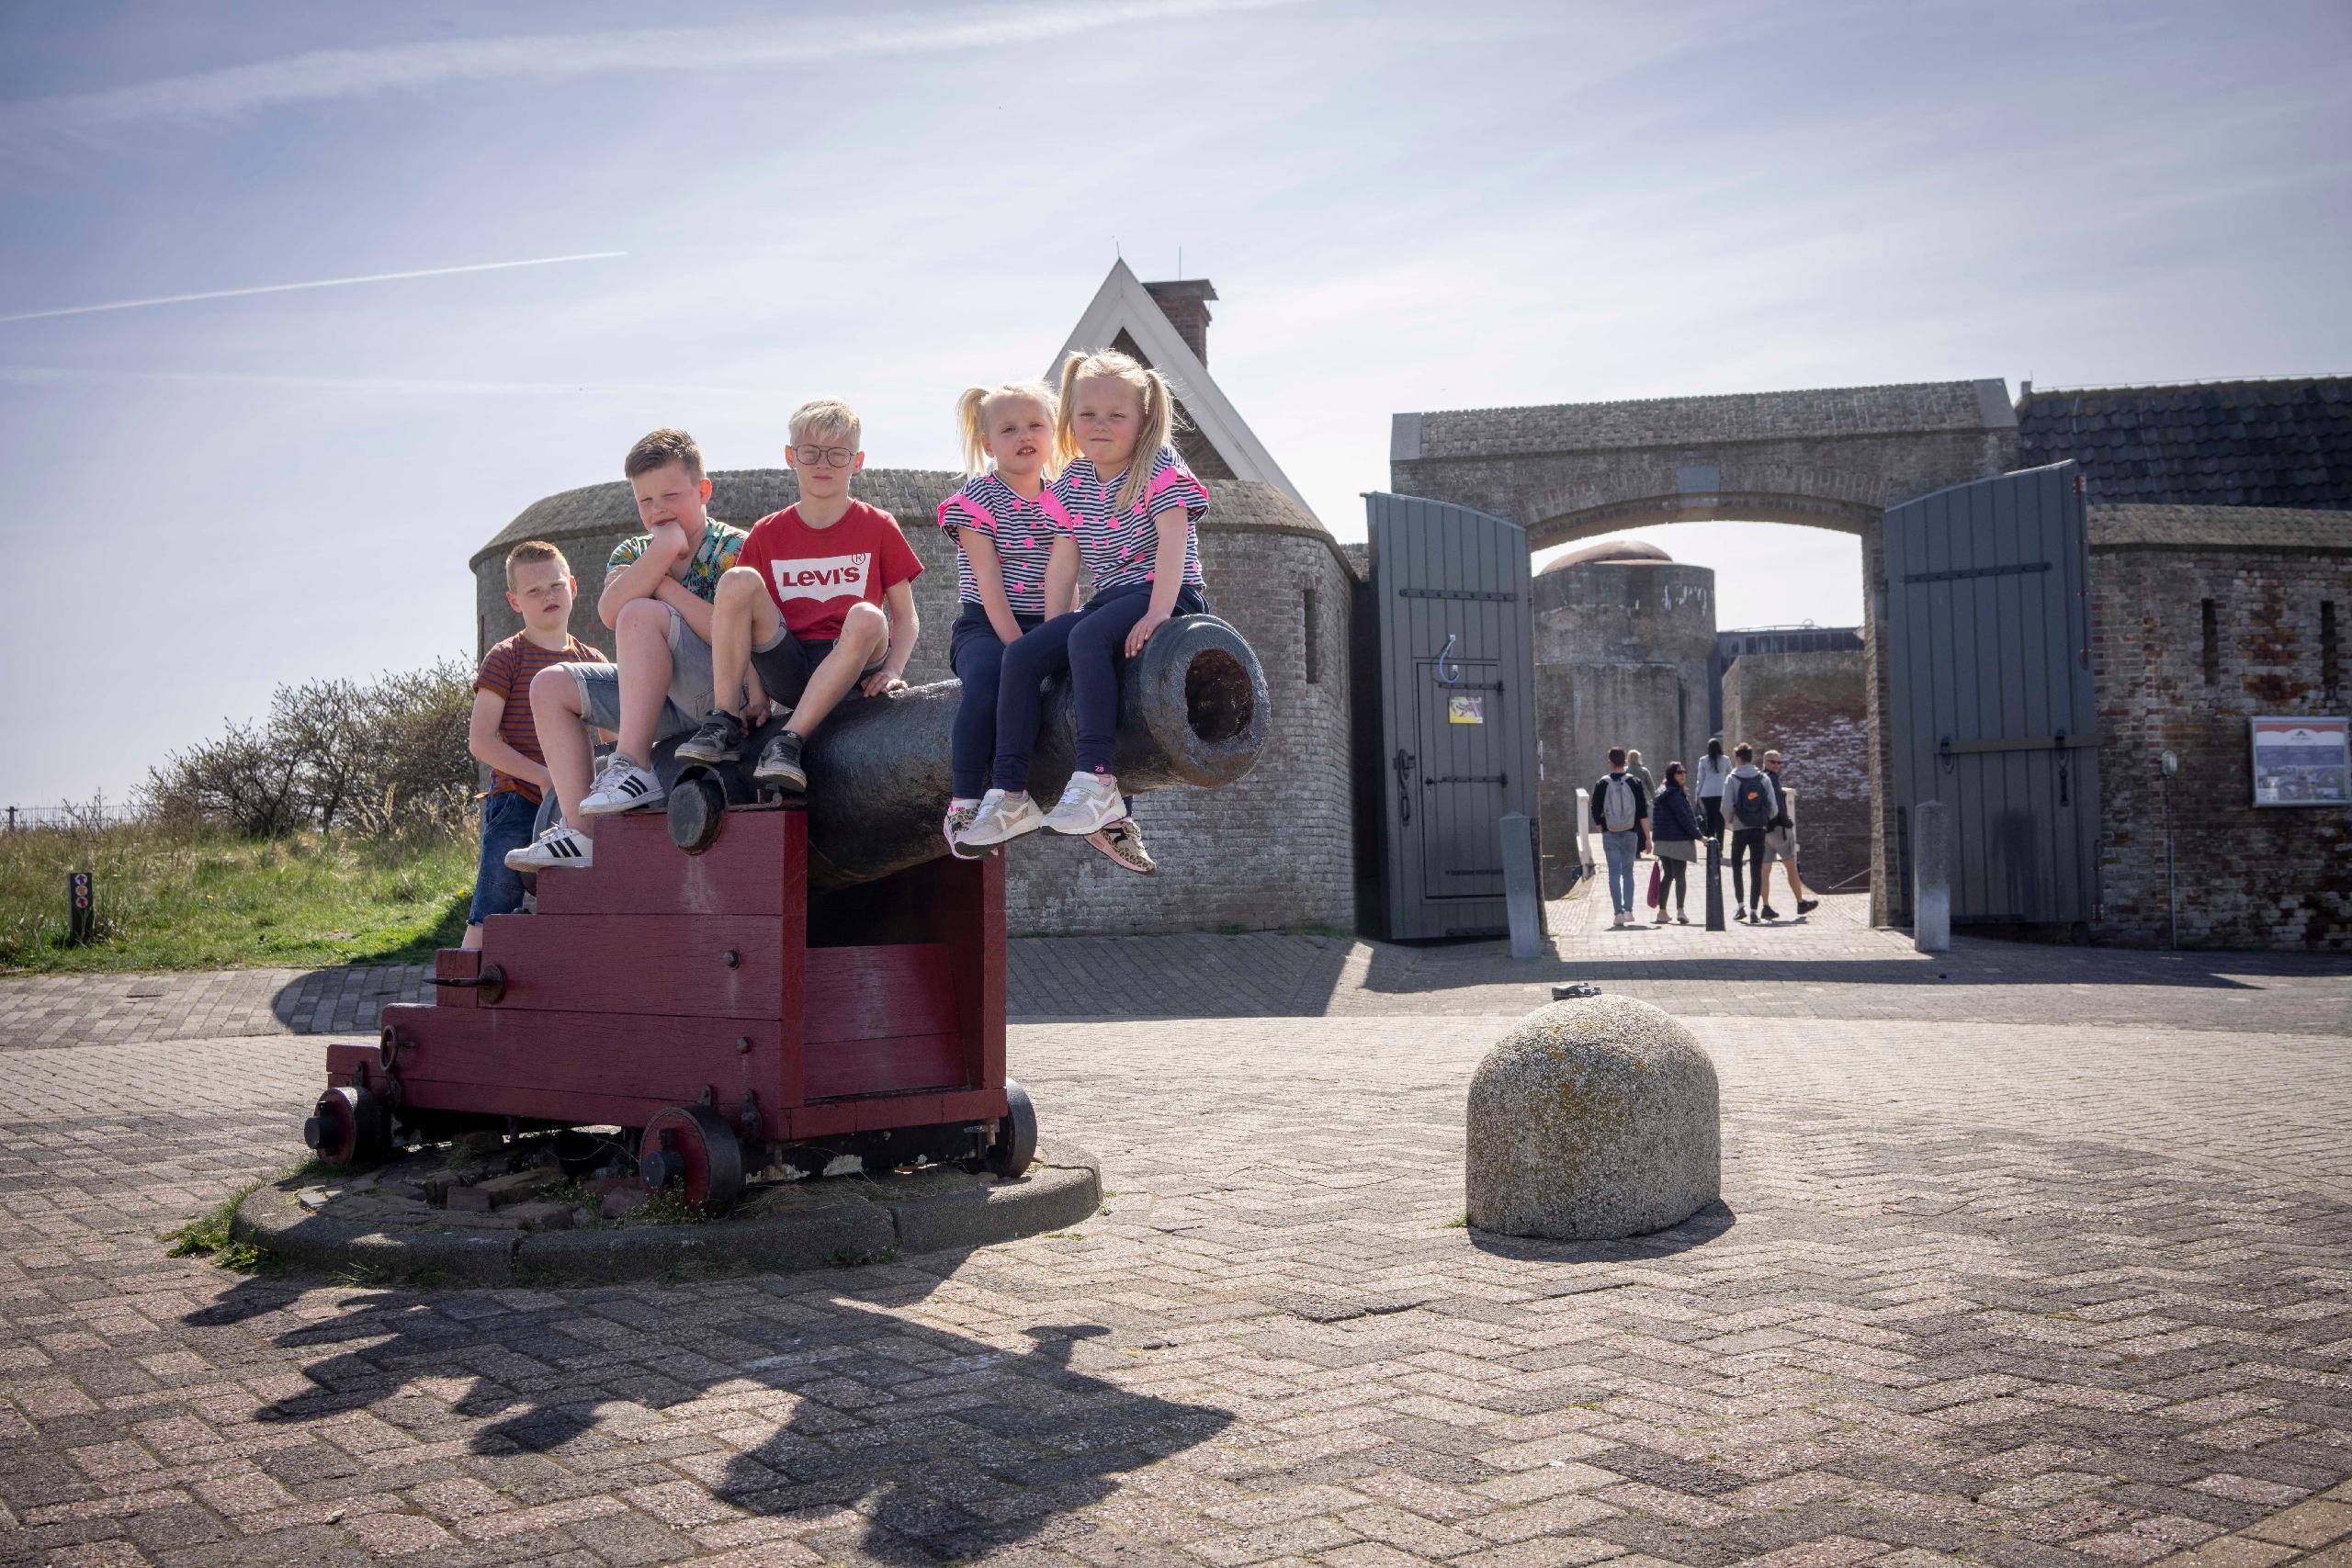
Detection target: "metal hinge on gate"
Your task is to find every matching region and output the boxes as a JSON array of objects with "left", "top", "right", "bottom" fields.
[
  {"left": 1401, "top": 588, "right": 1514, "bottom": 601},
  {"left": 1427, "top": 773, "right": 1508, "bottom": 785},
  {"left": 1904, "top": 561, "right": 2053, "bottom": 585}
]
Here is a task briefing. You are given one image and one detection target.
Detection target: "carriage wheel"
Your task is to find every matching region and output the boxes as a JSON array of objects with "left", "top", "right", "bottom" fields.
[
  {"left": 306, "top": 1086, "right": 389, "bottom": 1168},
  {"left": 639, "top": 1105, "right": 747, "bottom": 1213},
  {"left": 985, "top": 1079, "right": 1038, "bottom": 1178}
]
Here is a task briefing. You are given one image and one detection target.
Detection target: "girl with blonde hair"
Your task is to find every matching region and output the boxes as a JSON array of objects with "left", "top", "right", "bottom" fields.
[
  {"left": 958, "top": 349, "right": 1211, "bottom": 870},
  {"left": 933, "top": 380, "right": 1080, "bottom": 857}
]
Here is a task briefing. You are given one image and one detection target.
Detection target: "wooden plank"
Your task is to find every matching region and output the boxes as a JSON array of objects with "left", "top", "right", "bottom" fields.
[
  {"left": 390, "top": 1007, "right": 788, "bottom": 1132},
  {"left": 482, "top": 913, "right": 787, "bottom": 1019},
  {"left": 534, "top": 811, "right": 790, "bottom": 918},
  {"left": 805, "top": 945, "right": 958, "bottom": 1043},
  {"left": 805, "top": 1033, "right": 967, "bottom": 1100},
  {"left": 433, "top": 947, "right": 480, "bottom": 1010},
  {"left": 786, "top": 1086, "right": 1004, "bottom": 1139}
]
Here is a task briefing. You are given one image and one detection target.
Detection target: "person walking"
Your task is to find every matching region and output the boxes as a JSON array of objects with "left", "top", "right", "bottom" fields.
[
  {"left": 1623, "top": 750, "right": 1656, "bottom": 816},
  {"left": 1650, "top": 761, "right": 1702, "bottom": 924},
  {"left": 1589, "top": 747, "right": 1651, "bottom": 928},
  {"left": 1721, "top": 742, "right": 1778, "bottom": 922},
  {"left": 1693, "top": 738, "right": 1733, "bottom": 845},
  {"left": 1758, "top": 749, "right": 1820, "bottom": 919}
]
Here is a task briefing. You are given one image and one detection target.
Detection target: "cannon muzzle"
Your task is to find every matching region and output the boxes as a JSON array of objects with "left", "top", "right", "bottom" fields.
[{"left": 661, "top": 614, "right": 1268, "bottom": 890}]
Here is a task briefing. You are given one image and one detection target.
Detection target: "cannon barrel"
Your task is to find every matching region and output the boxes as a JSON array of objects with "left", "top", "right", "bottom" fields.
[{"left": 666, "top": 614, "right": 1269, "bottom": 890}]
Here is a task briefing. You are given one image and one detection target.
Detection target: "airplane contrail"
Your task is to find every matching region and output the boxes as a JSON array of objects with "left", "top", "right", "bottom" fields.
[{"left": 0, "top": 250, "right": 627, "bottom": 324}]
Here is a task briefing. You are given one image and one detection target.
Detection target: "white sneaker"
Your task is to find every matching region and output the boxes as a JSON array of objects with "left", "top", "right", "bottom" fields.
[
  {"left": 1042, "top": 772, "right": 1128, "bottom": 835},
  {"left": 579, "top": 754, "right": 664, "bottom": 817},
  {"left": 504, "top": 823, "right": 594, "bottom": 871},
  {"left": 958, "top": 788, "right": 1045, "bottom": 848}
]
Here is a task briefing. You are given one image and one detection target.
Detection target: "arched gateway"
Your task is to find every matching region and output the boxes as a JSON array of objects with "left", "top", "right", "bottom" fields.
[{"left": 1390, "top": 380, "right": 2022, "bottom": 925}]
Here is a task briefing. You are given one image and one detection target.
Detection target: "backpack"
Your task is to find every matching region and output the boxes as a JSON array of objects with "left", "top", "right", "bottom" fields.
[
  {"left": 1601, "top": 776, "right": 1637, "bottom": 833},
  {"left": 1729, "top": 773, "right": 1772, "bottom": 829}
]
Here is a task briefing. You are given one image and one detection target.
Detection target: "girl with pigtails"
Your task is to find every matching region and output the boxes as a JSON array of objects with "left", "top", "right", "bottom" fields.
[
  {"left": 957, "top": 348, "right": 1212, "bottom": 872},
  {"left": 936, "top": 380, "right": 1081, "bottom": 859}
]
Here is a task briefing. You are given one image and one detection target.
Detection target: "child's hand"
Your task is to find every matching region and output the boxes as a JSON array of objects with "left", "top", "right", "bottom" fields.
[
  {"left": 647, "top": 520, "right": 690, "bottom": 562},
  {"left": 1124, "top": 609, "right": 1170, "bottom": 660},
  {"left": 736, "top": 697, "right": 770, "bottom": 728},
  {"left": 861, "top": 668, "right": 909, "bottom": 698},
  {"left": 528, "top": 761, "right": 553, "bottom": 792}
]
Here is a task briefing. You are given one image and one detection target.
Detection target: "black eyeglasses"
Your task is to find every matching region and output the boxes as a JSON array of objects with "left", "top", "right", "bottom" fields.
[{"left": 792, "top": 444, "right": 856, "bottom": 468}]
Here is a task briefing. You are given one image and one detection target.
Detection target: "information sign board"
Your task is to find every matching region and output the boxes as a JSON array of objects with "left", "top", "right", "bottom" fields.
[{"left": 2250, "top": 716, "right": 2349, "bottom": 807}]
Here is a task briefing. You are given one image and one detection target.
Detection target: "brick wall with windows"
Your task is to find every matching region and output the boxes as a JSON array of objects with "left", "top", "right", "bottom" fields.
[{"left": 2088, "top": 506, "right": 2352, "bottom": 949}]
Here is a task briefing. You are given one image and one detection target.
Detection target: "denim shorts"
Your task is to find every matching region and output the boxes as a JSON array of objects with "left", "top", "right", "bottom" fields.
[
  {"left": 469, "top": 789, "right": 538, "bottom": 924},
  {"left": 563, "top": 602, "right": 716, "bottom": 742}
]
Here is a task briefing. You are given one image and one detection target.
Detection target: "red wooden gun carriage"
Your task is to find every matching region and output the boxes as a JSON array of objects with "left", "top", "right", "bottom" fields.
[{"left": 306, "top": 616, "right": 1267, "bottom": 1213}]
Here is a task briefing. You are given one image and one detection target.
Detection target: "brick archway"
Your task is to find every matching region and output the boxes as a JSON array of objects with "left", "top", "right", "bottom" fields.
[{"left": 1390, "top": 379, "right": 2021, "bottom": 926}]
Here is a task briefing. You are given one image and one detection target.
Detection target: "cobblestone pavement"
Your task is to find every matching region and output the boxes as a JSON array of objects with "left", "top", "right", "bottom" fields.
[
  {"left": 3, "top": 900, "right": 2350, "bottom": 1566},
  {"left": 8, "top": 890, "right": 2350, "bottom": 1048}
]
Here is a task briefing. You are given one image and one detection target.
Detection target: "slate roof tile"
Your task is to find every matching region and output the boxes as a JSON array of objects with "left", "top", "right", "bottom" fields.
[{"left": 2018, "top": 377, "right": 2352, "bottom": 508}]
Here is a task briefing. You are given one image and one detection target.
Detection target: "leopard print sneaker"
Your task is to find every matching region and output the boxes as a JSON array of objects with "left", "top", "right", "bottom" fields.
[{"left": 1086, "top": 817, "right": 1157, "bottom": 874}]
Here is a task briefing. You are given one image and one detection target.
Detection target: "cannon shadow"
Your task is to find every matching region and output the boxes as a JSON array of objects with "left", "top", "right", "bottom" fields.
[{"left": 187, "top": 1268, "right": 1231, "bottom": 1561}]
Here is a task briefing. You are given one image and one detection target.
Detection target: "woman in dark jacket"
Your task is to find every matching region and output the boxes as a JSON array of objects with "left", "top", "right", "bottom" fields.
[{"left": 1650, "top": 761, "right": 1703, "bottom": 924}]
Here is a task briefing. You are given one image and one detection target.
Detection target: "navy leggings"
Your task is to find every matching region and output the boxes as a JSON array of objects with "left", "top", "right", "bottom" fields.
[
  {"left": 992, "top": 581, "right": 1205, "bottom": 792},
  {"left": 948, "top": 604, "right": 1043, "bottom": 799}
]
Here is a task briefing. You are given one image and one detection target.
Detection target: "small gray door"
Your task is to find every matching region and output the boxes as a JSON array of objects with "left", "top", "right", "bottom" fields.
[
  {"left": 1368, "top": 493, "right": 1538, "bottom": 939},
  {"left": 1885, "top": 462, "right": 2100, "bottom": 927}
]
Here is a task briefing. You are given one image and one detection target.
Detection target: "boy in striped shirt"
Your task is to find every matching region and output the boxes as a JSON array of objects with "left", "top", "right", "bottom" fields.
[{"left": 464, "top": 541, "right": 604, "bottom": 945}]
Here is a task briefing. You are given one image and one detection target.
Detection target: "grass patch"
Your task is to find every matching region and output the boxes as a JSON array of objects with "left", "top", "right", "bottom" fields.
[
  {"left": 631, "top": 1189, "right": 713, "bottom": 1226},
  {"left": 0, "top": 818, "right": 473, "bottom": 974},
  {"left": 165, "top": 1176, "right": 277, "bottom": 1273}
]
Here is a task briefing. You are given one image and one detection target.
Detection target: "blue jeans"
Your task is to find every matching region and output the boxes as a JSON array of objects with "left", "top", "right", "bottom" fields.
[
  {"left": 1601, "top": 829, "right": 1640, "bottom": 916},
  {"left": 992, "top": 582, "right": 1206, "bottom": 791},
  {"left": 469, "top": 790, "right": 538, "bottom": 924},
  {"left": 949, "top": 604, "right": 1044, "bottom": 799}
]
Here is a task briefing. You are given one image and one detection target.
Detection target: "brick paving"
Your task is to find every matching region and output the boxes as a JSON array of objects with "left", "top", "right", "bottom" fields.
[{"left": 3, "top": 896, "right": 2350, "bottom": 1565}]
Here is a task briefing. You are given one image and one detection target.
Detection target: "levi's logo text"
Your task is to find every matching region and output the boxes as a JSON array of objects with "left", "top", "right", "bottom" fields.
[{"left": 769, "top": 553, "right": 871, "bottom": 600}]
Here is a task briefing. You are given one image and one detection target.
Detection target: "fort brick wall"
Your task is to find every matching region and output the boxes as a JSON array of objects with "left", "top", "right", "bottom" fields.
[
  {"left": 1720, "top": 649, "right": 1872, "bottom": 893},
  {"left": 2088, "top": 511, "right": 2351, "bottom": 950}
]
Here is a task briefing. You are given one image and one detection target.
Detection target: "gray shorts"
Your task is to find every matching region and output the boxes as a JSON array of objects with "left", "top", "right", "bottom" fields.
[
  {"left": 1765, "top": 826, "right": 1799, "bottom": 863},
  {"left": 563, "top": 603, "right": 716, "bottom": 742}
]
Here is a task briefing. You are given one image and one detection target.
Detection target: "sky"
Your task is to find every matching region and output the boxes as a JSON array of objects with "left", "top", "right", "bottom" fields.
[{"left": 3, "top": 0, "right": 2348, "bottom": 807}]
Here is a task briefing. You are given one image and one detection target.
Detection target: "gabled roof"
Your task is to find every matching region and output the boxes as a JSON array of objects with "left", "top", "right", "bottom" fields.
[
  {"left": 1050, "top": 259, "right": 1313, "bottom": 515},
  {"left": 2018, "top": 377, "right": 2352, "bottom": 507}
]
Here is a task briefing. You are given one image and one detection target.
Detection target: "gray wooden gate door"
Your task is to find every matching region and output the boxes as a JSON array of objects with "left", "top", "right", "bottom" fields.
[
  {"left": 1367, "top": 493, "right": 1538, "bottom": 939},
  {"left": 1884, "top": 462, "right": 2101, "bottom": 928}
]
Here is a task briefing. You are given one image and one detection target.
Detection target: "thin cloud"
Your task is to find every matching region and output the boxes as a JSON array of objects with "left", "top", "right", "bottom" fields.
[
  {"left": 0, "top": 0, "right": 1302, "bottom": 159},
  {"left": 0, "top": 363, "right": 763, "bottom": 399},
  {"left": 0, "top": 252, "right": 626, "bottom": 325}
]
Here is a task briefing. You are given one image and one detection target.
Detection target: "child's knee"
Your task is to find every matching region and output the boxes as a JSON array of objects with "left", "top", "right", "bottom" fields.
[
  {"left": 715, "top": 567, "right": 765, "bottom": 608},
  {"left": 529, "top": 664, "right": 579, "bottom": 713},
  {"left": 842, "top": 600, "right": 888, "bottom": 649},
  {"left": 616, "top": 596, "right": 671, "bottom": 637}
]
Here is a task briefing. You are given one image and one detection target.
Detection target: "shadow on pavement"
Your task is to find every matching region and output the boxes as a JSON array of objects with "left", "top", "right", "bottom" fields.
[
  {"left": 1467, "top": 1199, "right": 1736, "bottom": 1263},
  {"left": 187, "top": 1269, "right": 1231, "bottom": 1561}
]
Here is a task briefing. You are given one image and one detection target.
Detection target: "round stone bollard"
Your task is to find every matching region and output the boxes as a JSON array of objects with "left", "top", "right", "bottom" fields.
[{"left": 1466, "top": 994, "right": 1721, "bottom": 1240}]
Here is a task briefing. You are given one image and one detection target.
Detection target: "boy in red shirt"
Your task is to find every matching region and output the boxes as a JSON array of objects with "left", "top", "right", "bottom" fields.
[{"left": 677, "top": 398, "right": 923, "bottom": 790}]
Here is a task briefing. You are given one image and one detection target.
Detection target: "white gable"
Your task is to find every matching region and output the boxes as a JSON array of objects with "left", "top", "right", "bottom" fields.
[{"left": 1050, "top": 260, "right": 1314, "bottom": 516}]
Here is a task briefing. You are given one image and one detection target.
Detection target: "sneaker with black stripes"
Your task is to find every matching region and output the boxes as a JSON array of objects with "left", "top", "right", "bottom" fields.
[
  {"left": 578, "top": 754, "right": 664, "bottom": 817},
  {"left": 503, "top": 823, "right": 594, "bottom": 871}
]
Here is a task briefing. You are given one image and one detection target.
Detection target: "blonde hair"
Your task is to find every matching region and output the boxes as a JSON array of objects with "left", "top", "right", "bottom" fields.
[
  {"left": 788, "top": 397, "right": 861, "bottom": 450},
  {"left": 503, "top": 539, "right": 570, "bottom": 589},
  {"left": 956, "top": 380, "right": 1059, "bottom": 478},
  {"left": 1054, "top": 349, "right": 1181, "bottom": 516}
]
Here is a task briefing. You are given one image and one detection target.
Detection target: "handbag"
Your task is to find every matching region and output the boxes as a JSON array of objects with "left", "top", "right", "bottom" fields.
[{"left": 1645, "top": 861, "right": 1663, "bottom": 908}]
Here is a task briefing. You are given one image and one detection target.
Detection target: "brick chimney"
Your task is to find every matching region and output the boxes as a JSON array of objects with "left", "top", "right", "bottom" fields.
[{"left": 1142, "top": 278, "right": 1217, "bottom": 366}]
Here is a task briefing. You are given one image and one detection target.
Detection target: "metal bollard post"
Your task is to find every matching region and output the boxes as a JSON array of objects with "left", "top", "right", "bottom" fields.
[
  {"left": 1913, "top": 801, "right": 1951, "bottom": 953},
  {"left": 1704, "top": 838, "right": 1724, "bottom": 931}
]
